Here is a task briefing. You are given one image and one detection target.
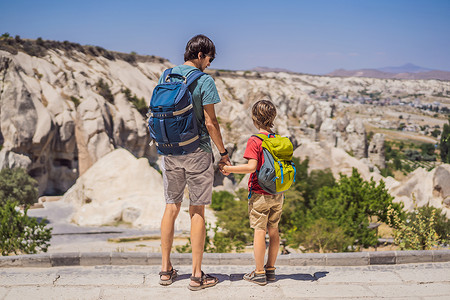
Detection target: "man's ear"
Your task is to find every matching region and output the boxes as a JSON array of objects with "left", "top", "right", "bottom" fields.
[{"left": 198, "top": 52, "right": 204, "bottom": 60}]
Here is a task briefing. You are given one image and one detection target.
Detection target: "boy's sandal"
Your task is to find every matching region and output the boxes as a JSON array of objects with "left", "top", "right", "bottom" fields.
[
  {"left": 188, "top": 271, "right": 219, "bottom": 291},
  {"left": 159, "top": 267, "right": 178, "bottom": 286},
  {"left": 264, "top": 265, "right": 276, "bottom": 281},
  {"left": 243, "top": 270, "right": 267, "bottom": 285}
]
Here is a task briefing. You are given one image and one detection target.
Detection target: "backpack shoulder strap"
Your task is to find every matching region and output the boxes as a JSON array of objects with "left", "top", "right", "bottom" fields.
[
  {"left": 252, "top": 134, "right": 265, "bottom": 141},
  {"left": 161, "top": 68, "right": 173, "bottom": 83},
  {"left": 185, "top": 70, "right": 205, "bottom": 87},
  {"left": 252, "top": 133, "right": 278, "bottom": 141}
]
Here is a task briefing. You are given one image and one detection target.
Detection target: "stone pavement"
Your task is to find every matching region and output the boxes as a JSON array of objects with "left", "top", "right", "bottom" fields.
[{"left": 1, "top": 262, "right": 450, "bottom": 299}]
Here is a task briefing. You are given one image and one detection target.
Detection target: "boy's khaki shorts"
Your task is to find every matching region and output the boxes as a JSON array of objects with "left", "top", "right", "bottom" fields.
[{"left": 248, "top": 193, "right": 284, "bottom": 231}]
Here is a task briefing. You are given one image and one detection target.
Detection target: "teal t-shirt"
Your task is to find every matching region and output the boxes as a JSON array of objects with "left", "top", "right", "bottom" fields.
[{"left": 157, "top": 65, "right": 221, "bottom": 153}]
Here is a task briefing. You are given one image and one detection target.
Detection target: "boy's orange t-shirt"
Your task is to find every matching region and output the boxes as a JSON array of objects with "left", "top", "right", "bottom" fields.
[{"left": 243, "top": 132, "right": 271, "bottom": 195}]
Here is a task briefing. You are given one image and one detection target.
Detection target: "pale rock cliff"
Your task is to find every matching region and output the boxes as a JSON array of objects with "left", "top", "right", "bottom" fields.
[
  {"left": 0, "top": 49, "right": 171, "bottom": 194},
  {"left": 61, "top": 148, "right": 216, "bottom": 230},
  {"left": 1, "top": 42, "right": 450, "bottom": 223},
  {"left": 389, "top": 164, "right": 450, "bottom": 216}
]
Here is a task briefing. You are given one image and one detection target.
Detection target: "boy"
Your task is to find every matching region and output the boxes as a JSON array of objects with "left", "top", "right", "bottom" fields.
[{"left": 219, "top": 100, "right": 282, "bottom": 285}]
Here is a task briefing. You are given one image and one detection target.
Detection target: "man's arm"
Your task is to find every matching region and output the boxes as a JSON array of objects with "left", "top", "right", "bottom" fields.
[{"left": 203, "top": 103, "right": 230, "bottom": 165}]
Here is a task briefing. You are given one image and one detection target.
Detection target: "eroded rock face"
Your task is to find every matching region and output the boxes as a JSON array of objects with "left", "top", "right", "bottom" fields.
[
  {"left": 61, "top": 148, "right": 216, "bottom": 230},
  {"left": 0, "top": 55, "right": 54, "bottom": 193},
  {"left": 388, "top": 164, "right": 450, "bottom": 216},
  {"left": 368, "top": 133, "right": 386, "bottom": 169},
  {"left": 0, "top": 50, "right": 167, "bottom": 194}
]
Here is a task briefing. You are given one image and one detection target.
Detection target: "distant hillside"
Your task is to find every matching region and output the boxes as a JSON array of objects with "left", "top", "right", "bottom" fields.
[
  {"left": 328, "top": 64, "right": 450, "bottom": 81},
  {"left": 252, "top": 66, "right": 294, "bottom": 73},
  {"left": 377, "top": 63, "right": 432, "bottom": 74}
]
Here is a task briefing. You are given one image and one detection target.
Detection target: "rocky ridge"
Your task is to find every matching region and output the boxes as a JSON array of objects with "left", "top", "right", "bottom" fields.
[{"left": 1, "top": 41, "right": 450, "bottom": 226}]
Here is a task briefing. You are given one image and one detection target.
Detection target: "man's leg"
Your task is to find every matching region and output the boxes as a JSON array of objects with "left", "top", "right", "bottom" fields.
[
  {"left": 160, "top": 202, "right": 181, "bottom": 279},
  {"left": 190, "top": 205, "right": 206, "bottom": 279},
  {"left": 253, "top": 229, "right": 266, "bottom": 272},
  {"left": 266, "top": 227, "right": 280, "bottom": 268},
  {"left": 189, "top": 205, "right": 216, "bottom": 286}
]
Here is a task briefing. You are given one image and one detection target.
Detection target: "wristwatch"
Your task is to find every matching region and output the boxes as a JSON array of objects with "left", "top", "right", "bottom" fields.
[{"left": 220, "top": 149, "right": 228, "bottom": 156}]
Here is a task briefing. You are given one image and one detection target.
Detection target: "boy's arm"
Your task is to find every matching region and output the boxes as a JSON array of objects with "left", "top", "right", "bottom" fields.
[{"left": 222, "top": 159, "right": 257, "bottom": 174}]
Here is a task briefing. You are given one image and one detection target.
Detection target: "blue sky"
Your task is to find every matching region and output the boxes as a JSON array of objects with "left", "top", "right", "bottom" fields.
[{"left": 1, "top": 0, "right": 449, "bottom": 74}]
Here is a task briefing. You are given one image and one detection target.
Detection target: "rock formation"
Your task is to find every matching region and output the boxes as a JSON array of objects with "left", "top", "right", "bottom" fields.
[
  {"left": 61, "top": 148, "right": 216, "bottom": 230},
  {"left": 368, "top": 133, "right": 386, "bottom": 169},
  {"left": 1, "top": 40, "right": 450, "bottom": 222},
  {"left": 388, "top": 164, "right": 450, "bottom": 216},
  {"left": 0, "top": 48, "right": 171, "bottom": 194}
]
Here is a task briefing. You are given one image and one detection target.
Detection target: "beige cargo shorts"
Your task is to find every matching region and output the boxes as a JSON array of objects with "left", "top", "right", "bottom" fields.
[
  {"left": 161, "top": 148, "right": 214, "bottom": 206},
  {"left": 248, "top": 193, "right": 284, "bottom": 231}
]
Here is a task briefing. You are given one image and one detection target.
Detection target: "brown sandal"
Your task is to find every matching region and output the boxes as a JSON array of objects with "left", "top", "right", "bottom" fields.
[
  {"left": 188, "top": 271, "right": 219, "bottom": 291},
  {"left": 159, "top": 267, "right": 178, "bottom": 286}
]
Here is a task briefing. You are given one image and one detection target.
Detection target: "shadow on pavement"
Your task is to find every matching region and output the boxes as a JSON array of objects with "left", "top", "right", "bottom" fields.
[
  {"left": 265, "top": 271, "right": 329, "bottom": 282},
  {"left": 173, "top": 271, "right": 329, "bottom": 283}
]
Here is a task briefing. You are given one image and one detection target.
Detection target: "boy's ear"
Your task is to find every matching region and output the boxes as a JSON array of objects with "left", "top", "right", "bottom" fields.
[{"left": 198, "top": 52, "right": 204, "bottom": 60}]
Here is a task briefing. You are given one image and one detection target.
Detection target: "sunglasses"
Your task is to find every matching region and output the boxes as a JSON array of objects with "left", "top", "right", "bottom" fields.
[{"left": 206, "top": 55, "right": 214, "bottom": 63}]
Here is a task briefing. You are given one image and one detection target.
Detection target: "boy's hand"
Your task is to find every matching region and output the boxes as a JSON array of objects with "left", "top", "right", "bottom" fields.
[{"left": 218, "top": 157, "right": 231, "bottom": 176}]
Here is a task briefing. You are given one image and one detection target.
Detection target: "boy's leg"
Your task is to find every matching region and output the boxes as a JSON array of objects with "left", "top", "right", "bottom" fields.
[
  {"left": 161, "top": 202, "right": 181, "bottom": 279},
  {"left": 266, "top": 226, "right": 280, "bottom": 268},
  {"left": 254, "top": 229, "right": 267, "bottom": 272}
]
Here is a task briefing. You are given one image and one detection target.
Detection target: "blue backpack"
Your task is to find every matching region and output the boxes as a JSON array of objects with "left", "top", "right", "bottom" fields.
[{"left": 148, "top": 68, "right": 204, "bottom": 155}]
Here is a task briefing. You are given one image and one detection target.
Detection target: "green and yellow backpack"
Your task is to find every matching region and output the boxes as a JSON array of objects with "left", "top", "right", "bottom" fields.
[{"left": 249, "top": 133, "right": 296, "bottom": 197}]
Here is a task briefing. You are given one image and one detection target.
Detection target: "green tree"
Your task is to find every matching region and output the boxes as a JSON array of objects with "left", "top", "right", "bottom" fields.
[
  {"left": 211, "top": 191, "right": 235, "bottom": 211},
  {"left": 431, "top": 129, "right": 441, "bottom": 138},
  {"left": 0, "top": 32, "right": 11, "bottom": 39},
  {"left": 215, "top": 191, "right": 252, "bottom": 246},
  {"left": 310, "top": 168, "right": 403, "bottom": 249},
  {"left": 420, "top": 143, "right": 435, "bottom": 156},
  {"left": 280, "top": 158, "right": 336, "bottom": 248},
  {"left": 440, "top": 118, "right": 450, "bottom": 163},
  {"left": 393, "top": 157, "right": 402, "bottom": 170},
  {"left": 289, "top": 218, "right": 354, "bottom": 253},
  {"left": 0, "top": 168, "right": 38, "bottom": 206}
]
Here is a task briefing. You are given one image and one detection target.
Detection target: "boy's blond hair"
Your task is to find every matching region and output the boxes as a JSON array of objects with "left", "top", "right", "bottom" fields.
[{"left": 252, "top": 100, "right": 277, "bottom": 129}]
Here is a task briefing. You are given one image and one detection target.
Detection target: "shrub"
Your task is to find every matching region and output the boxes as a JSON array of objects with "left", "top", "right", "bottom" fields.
[
  {"left": 215, "top": 190, "right": 252, "bottom": 246},
  {"left": 407, "top": 205, "right": 450, "bottom": 244},
  {"left": 0, "top": 168, "right": 38, "bottom": 206},
  {"left": 70, "top": 96, "right": 81, "bottom": 107},
  {"left": 440, "top": 118, "right": 450, "bottom": 163},
  {"left": 431, "top": 129, "right": 441, "bottom": 138},
  {"left": 388, "top": 201, "right": 444, "bottom": 250},
  {"left": 96, "top": 79, "right": 114, "bottom": 103},
  {"left": 289, "top": 218, "right": 354, "bottom": 253},
  {"left": 211, "top": 191, "right": 235, "bottom": 211},
  {"left": 0, "top": 200, "right": 52, "bottom": 255},
  {"left": 122, "top": 88, "right": 147, "bottom": 116},
  {"left": 176, "top": 223, "right": 241, "bottom": 253}
]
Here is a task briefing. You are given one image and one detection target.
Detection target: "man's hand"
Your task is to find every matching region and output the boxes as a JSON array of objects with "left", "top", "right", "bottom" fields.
[{"left": 219, "top": 155, "right": 231, "bottom": 175}]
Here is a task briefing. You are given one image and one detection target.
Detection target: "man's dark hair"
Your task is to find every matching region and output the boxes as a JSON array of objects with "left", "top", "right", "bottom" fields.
[{"left": 184, "top": 34, "right": 216, "bottom": 62}]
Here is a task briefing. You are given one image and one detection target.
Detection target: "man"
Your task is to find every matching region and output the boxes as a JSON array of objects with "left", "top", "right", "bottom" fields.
[{"left": 158, "top": 34, "right": 230, "bottom": 291}]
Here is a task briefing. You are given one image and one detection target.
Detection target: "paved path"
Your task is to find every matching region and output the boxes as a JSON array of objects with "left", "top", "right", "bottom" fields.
[{"left": 1, "top": 262, "right": 449, "bottom": 299}]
